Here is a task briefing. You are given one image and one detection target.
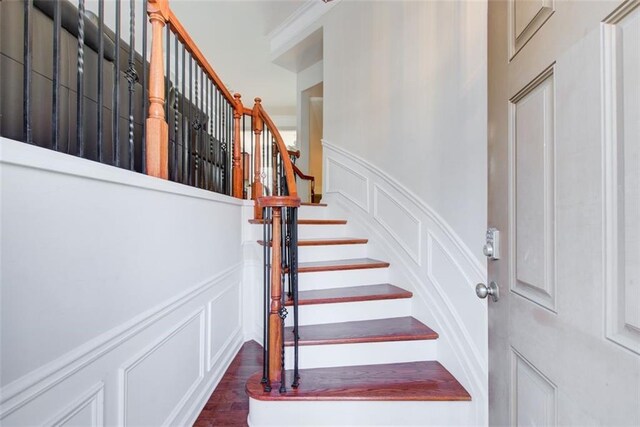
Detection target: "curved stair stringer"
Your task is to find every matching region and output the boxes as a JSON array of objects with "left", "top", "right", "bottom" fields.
[{"left": 321, "top": 142, "right": 488, "bottom": 426}]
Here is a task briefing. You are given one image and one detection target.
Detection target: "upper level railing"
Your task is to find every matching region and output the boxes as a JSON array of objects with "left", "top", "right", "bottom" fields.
[{"left": 2, "top": 0, "right": 301, "bottom": 393}]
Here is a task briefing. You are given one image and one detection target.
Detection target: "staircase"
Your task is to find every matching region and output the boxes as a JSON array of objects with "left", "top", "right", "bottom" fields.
[{"left": 246, "top": 202, "right": 472, "bottom": 427}]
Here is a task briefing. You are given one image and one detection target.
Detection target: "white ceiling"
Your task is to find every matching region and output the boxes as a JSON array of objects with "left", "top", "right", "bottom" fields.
[{"left": 170, "top": 0, "right": 308, "bottom": 118}]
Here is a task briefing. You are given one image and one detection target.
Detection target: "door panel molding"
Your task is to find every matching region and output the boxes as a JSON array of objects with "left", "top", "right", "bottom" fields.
[
  {"left": 509, "top": 64, "right": 557, "bottom": 313},
  {"left": 602, "top": 0, "right": 640, "bottom": 355},
  {"left": 510, "top": 347, "right": 557, "bottom": 427},
  {"left": 509, "top": 0, "right": 555, "bottom": 60}
]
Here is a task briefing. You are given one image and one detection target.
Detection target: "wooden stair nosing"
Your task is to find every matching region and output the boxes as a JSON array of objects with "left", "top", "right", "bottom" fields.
[
  {"left": 246, "top": 360, "right": 471, "bottom": 402},
  {"left": 299, "top": 258, "right": 390, "bottom": 273},
  {"left": 285, "top": 284, "right": 412, "bottom": 306},
  {"left": 249, "top": 218, "right": 347, "bottom": 225},
  {"left": 284, "top": 316, "right": 438, "bottom": 346},
  {"left": 301, "top": 202, "right": 328, "bottom": 207},
  {"left": 258, "top": 237, "right": 368, "bottom": 247}
]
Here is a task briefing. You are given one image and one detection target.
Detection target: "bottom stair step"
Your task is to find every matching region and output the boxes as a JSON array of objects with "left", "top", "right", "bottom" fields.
[{"left": 246, "top": 361, "right": 470, "bottom": 401}]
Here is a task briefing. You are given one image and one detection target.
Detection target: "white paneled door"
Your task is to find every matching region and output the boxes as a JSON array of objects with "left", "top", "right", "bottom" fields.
[{"left": 487, "top": 0, "right": 640, "bottom": 425}]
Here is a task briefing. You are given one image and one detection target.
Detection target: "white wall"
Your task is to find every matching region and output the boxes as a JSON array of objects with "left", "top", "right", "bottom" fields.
[
  {"left": 0, "top": 139, "right": 245, "bottom": 426},
  {"left": 323, "top": 0, "right": 488, "bottom": 257}
]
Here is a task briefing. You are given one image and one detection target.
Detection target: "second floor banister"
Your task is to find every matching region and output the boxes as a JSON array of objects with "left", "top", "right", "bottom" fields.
[{"left": 3, "top": 0, "right": 302, "bottom": 393}]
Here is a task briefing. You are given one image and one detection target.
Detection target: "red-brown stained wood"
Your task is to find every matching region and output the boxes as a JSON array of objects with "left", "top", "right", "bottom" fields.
[
  {"left": 257, "top": 196, "right": 301, "bottom": 208},
  {"left": 257, "top": 237, "right": 368, "bottom": 247},
  {"left": 284, "top": 316, "right": 438, "bottom": 346},
  {"left": 268, "top": 207, "right": 283, "bottom": 380},
  {"left": 249, "top": 219, "right": 347, "bottom": 225},
  {"left": 246, "top": 360, "right": 471, "bottom": 402},
  {"left": 194, "top": 341, "right": 262, "bottom": 426},
  {"left": 298, "top": 258, "right": 390, "bottom": 273},
  {"left": 300, "top": 202, "right": 328, "bottom": 207},
  {"left": 232, "top": 93, "right": 243, "bottom": 198},
  {"left": 284, "top": 284, "right": 412, "bottom": 306}
]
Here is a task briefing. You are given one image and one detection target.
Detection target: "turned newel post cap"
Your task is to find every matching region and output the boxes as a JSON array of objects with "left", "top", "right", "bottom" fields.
[
  {"left": 234, "top": 93, "right": 242, "bottom": 100},
  {"left": 254, "top": 97, "right": 262, "bottom": 104}
]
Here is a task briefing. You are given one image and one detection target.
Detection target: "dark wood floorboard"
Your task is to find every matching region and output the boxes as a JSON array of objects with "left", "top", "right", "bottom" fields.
[
  {"left": 194, "top": 341, "right": 262, "bottom": 427},
  {"left": 246, "top": 361, "right": 471, "bottom": 402}
]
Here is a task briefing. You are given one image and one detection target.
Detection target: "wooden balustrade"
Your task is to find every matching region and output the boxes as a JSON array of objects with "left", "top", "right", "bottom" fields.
[
  {"left": 252, "top": 98, "right": 264, "bottom": 218},
  {"left": 233, "top": 93, "right": 244, "bottom": 198}
]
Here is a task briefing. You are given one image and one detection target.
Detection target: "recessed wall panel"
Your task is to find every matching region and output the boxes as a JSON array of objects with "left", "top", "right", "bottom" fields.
[
  {"left": 511, "top": 348, "right": 557, "bottom": 426},
  {"left": 510, "top": 66, "right": 556, "bottom": 312},
  {"left": 603, "top": 1, "right": 640, "bottom": 355},
  {"left": 509, "top": 0, "right": 554, "bottom": 58}
]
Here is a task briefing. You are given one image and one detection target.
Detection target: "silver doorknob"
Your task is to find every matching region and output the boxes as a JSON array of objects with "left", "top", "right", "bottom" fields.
[
  {"left": 476, "top": 281, "right": 499, "bottom": 302},
  {"left": 482, "top": 243, "right": 494, "bottom": 257}
]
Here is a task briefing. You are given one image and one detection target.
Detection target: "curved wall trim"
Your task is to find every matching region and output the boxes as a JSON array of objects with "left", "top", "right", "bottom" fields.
[{"left": 322, "top": 140, "right": 488, "bottom": 425}]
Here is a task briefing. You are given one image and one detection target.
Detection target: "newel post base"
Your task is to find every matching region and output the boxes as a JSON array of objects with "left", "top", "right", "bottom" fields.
[{"left": 146, "top": 119, "right": 168, "bottom": 179}]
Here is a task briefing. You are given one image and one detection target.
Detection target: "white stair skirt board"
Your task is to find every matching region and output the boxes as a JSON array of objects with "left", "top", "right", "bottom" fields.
[
  {"left": 248, "top": 400, "right": 472, "bottom": 427},
  {"left": 298, "top": 269, "right": 390, "bottom": 291},
  {"left": 298, "top": 244, "right": 367, "bottom": 263},
  {"left": 284, "top": 339, "right": 437, "bottom": 370},
  {"left": 284, "top": 298, "right": 411, "bottom": 327},
  {"left": 298, "top": 206, "right": 329, "bottom": 219}
]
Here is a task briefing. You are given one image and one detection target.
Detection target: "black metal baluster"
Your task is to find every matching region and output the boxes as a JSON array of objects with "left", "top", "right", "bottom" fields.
[
  {"left": 228, "top": 102, "right": 232, "bottom": 195},
  {"left": 193, "top": 63, "right": 199, "bottom": 188},
  {"left": 23, "top": 0, "right": 33, "bottom": 144},
  {"left": 208, "top": 79, "right": 213, "bottom": 191},
  {"left": 96, "top": 0, "right": 104, "bottom": 160},
  {"left": 181, "top": 44, "right": 187, "bottom": 183},
  {"left": 216, "top": 89, "right": 221, "bottom": 193},
  {"left": 141, "top": 0, "right": 148, "bottom": 174},
  {"left": 279, "top": 207, "right": 287, "bottom": 394},
  {"left": 113, "top": 0, "right": 121, "bottom": 166},
  {"left": 188, "top": 54, "right": 193, "bottom": 186},
  {"left": 52, "top": 0, "right": 61, "bottom": 150},
  {"left": 164, "top": 22, "right": 170, "bottom": 174},
  {"left": 291, "top": 206, "right": 300, "bottom": 388},
  {"left": 127, "top": 0, "right": 138, "bottom": 170},
  {"left": 173, "top": 34, "right": 179, "bottom": 182},
  {"left": 76, "top": 0, "right": 86, "bottom": 156}
]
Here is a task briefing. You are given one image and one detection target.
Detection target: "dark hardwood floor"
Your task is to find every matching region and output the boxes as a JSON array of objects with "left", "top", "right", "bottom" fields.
[{"left": 194, "top": 341, "right": 262, "bottom": 427}]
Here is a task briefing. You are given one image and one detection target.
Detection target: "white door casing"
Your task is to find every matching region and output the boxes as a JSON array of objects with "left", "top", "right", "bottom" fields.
[{"left": 487, "top": 0, "right": 640, "bottom": 426}]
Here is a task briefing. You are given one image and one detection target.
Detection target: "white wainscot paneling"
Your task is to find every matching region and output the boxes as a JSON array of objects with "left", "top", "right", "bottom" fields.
[
  {"left": 373, "top": 184, "right": 422, "bottom": 265},
  {"left": 325, "top": 157, "right": 369, "bottom": 212},
  {"left": 45, "top": 383, "right": 104, "bottom": 427},
  {"left": 120, "top": 310, "right": 205, "bottom": 427},
  {"left": 207, "top": 284, "right": 242, "bottom": 371},
  {"left": 603, "top": 1, "right": 640, "bottom": 355},
  {"left": 509, "top": 0, "right": 555, "bottom": 58},
  {"left": 510, "top": 348, "right": 557, "bottom": 426},
  {"left": 510, "top": 66, "right": 557, "bottom": 313}
]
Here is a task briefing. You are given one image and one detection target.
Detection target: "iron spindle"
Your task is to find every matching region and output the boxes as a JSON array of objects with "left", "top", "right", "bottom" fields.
[
  {"left": 188, "top": 54, "right": 193, "bottom": 185},
  {"left": 128, "top": 0, "right": 138, "bottom": 170},
  {"left": 23, "top": 0, "right": 33, "bottom": 144},
  {"left": 141, "top": 0, "right": 148, "bottom": 174},
  {"left": 97, "top": 0, "right": 104, "bottom": 160},
  {"left": 113, "top": 0, "right": 121, "bottom": 165},
  {"left": 173, "top": 34, "right": 179, "bottom": 182},
  {"left": 181, "top": 44, "right": 187, "bottom": 184},
  {"left": 264, "top": 207, "right": 273, "bottom": 392},
  {"left": 76, "top": 0, "right": 86, "bottom": 157},
  {"left": 52, "top": 0, "right": 61, "bottom": 150},
  {"left": 292, "top": 206, "right": 300, "bottom": 387},
  {"left": 194, "top": 63, "right": 199, "bottom": 188}
]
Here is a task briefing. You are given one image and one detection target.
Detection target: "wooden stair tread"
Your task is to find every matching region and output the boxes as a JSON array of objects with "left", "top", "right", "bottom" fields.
[
  {"left": 299, "top": 258, "right": 389, "bottom": 273},
  {"left": 249, "top": 219, "right": 347, "bottom": 225},
  {"left": 284, "top": 316, "right": 438, "bottom": 346},
  {"left": 285, "top": 284, "right": 412, "bottom": 306},
  {"left": 258, "top": 237, "right": 368, "bottom": 247},
  {"left": 301, "top": 202, "right": 328, "bottom": 206},
  {"left": 246, "top": 361, "right": 471, "bottom": 401}
]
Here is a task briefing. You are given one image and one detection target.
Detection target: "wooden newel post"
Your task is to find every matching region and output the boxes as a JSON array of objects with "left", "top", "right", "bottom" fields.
[
  {"left": 232, "top": 93, "right": 244, "bottom": 198},
  {"left": 252, "top": 98, "right": 264, "bottom": 219},
  {"left": 269, "top": 206, "right": 283, "bottom": 381},
  {"left": 146, "top": 0, "right": 169, "bottom": 179}
]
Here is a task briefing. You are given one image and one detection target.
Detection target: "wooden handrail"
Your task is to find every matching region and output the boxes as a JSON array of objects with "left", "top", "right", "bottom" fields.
[
  {"left": 292, "top": 164, "right": 316, "bottom": 204},
  {"left": 287, "top": 149, "right": 301, "bottom": 159}
]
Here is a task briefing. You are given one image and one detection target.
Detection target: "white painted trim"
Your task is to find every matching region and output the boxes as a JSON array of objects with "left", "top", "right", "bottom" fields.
[
  {"left": 324, "top": 156, "right": 370, "bottom": 213},
  {"left": 268, "top": 0, "right": 341, "bottom": 57},
  {"left": 118, "top": 309, "right": 206, "bottom": 426},
  {"left": 43, "top": 382, "right": 105, "bottom": 427},
  {"left": 0, "top": 137, "right": 244, "bottom": 207},
  {"left": 0, "top": 263, "right": 242, "bottom": 418},
  {"left": 322, "top": 139, "right": 486, "bottom": 278}
]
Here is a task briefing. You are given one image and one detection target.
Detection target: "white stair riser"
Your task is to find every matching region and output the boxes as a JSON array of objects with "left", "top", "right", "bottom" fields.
[
  {"left": 248, "top": 400, "right": 472, "bottom": 426},
  {"left": 284, "top": 339, "right": 437, "bottom": 370},
  {"left": 299, "top": 268, "right": 390, "bottom": 290},
  {"left": 298, "top": 244, "right": 367, "bottom": 262},
  {"left": 298, "top": 206, "right": 329, "bottom": 219},
  {"left": 298, "top": 224, "right": 347, "bottom": 239},
  {"left": 284, "top": 298, "right": 411, "bottom": 327}
]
